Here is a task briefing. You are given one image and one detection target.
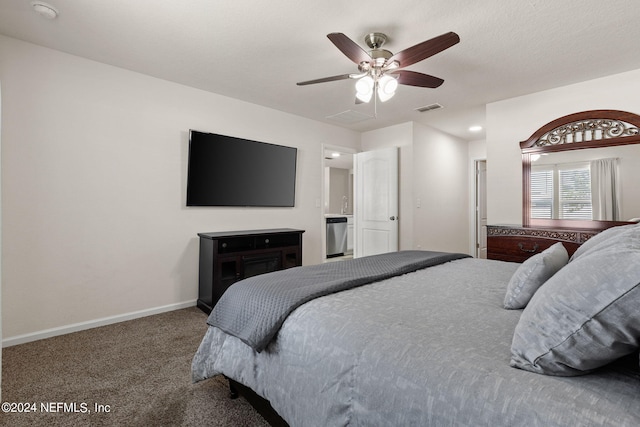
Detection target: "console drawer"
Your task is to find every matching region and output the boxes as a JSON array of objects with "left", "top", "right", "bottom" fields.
[{"left": 486, "top": 226, "right": 597, "bottom": 263}]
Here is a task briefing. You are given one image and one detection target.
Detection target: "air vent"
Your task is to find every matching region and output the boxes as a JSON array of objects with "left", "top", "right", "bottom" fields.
[{"left": 415, "top": 103, "right": 443, "bottom": 113}]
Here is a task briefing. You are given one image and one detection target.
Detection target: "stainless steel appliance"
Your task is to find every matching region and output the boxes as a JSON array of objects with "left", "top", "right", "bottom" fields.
[{"left": 326, "top": 217, "right": 348, "bottom": 258}]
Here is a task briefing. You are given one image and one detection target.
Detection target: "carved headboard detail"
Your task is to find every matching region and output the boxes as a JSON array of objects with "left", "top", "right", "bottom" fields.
[{"left": 520, "top": 110, "right": 640, "bottom": 153}]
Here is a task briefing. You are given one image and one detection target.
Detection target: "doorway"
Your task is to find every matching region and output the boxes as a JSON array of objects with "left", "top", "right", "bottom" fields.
[
  {"left": 322, "top": 145, "right": 355, "bottom": 261},
  {"left": 321, "top": 144, "right": 400, "bottom": 261},
  {"left": 474, "top": 159, "right": 488, "bottom": 258}
]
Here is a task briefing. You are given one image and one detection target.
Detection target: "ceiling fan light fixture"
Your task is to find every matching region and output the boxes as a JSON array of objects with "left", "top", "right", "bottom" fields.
[
  {"left": 355, "top": 89, "right": 373, "bottom": 103},
  {"left": 383, "top": 60, "right": 400, "bottom": 71},
  {"left": 377, "top": 75, "right": 398, "bottom": 102},
  {"left": 355, "top": 76, "right": 374, "bottom": 103},
  {"left": 377, "top": 90, "right": 395, "bottom": 103}
]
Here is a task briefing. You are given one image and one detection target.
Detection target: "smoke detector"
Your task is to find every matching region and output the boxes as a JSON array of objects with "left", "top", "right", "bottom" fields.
[{"left": 31, "top": 1, "right": 58, "bottom": 19}]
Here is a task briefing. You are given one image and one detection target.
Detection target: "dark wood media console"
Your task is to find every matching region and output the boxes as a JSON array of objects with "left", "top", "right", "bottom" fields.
[{"left": 196, "top": 228, "right": 304, "bottom": 314}]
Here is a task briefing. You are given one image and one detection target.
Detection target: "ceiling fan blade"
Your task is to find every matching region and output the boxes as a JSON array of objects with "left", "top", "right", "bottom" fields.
[
  {"left": 296, "top": 74, "right": 353, "bottom": 86},
  {"left": 327, "top": 33, "right": 372, "bottom": 65},
  {"left": 394, "top": 70, "right": 444, "bottom": 88},
  {"left": 389, "top": 32, "right": 460, "bottom": 68}
]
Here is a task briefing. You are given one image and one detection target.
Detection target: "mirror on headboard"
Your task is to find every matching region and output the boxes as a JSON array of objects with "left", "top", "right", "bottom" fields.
[{"left": 521, "top": 110, "right": 640, "bottom": 230}]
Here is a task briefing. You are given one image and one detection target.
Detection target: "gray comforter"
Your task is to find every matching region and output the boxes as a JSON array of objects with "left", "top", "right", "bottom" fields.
[
  {"left": 192, "top": 257, "right": 640, "bottom": 426},
  {"left": 208, "top": 250, "right": 469, "bottom": 352}
]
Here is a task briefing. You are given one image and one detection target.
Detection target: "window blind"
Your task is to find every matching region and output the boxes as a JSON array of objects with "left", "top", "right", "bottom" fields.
[
  {"left": 558, "top": 167, "right": 592, "bottom": 219},
  {"left": 530, "top": 163, "right": 592, "bottom": 220},
  {"left": 531, "top": 168, "right": 553, "bottom": 218}
]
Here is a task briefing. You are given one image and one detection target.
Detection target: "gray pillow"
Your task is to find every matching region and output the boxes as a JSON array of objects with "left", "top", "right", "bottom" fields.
[
  {"left": 510, "top": 225, "right": 640, "bottom": 376},
  {"left": 569, "top": 223, "right": 638, "bottom": 262},
  {"left": 503, "top": 242, "right": 568, "bottom": 310}
]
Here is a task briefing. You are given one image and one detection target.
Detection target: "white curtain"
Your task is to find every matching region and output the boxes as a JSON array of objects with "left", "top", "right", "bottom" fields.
[{"left": 590, "top": 158, "right": 620, "bottom": 221}]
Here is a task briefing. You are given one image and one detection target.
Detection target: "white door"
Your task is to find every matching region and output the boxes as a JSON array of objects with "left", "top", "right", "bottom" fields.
[
  {"left": 354, "top": 147, "right": 399, "bottom": 257},
  {"left": 476, "top": 160, "right": 488, "bottom": 258}
]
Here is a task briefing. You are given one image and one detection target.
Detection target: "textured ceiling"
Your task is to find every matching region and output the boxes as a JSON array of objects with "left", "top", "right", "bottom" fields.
[{"left": 2, "top": 0, "right": 640, "bottom": 141}]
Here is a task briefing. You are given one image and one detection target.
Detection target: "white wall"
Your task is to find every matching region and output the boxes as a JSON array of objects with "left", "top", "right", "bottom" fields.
[
  {"left": 361, "top": 122, "right": 470, "bottom": 254},
  {"left": 468, "top": 139, "right": 487, "bottom": 160},
  {"left": 0, "top": 35, "right": 360, "bottom": 341},
  {"left": 327, "top": 168, "right": 351, "bottom": 214},
  {"left": 412, "top": 122, "right": 470, "bottom": 254},
  {"left": 486, "top": 68, "right": 640, "bottom": 225}
]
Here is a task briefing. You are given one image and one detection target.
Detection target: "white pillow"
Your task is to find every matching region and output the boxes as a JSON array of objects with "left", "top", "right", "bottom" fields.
[{"left": 503, "top": 242, "right": 568, "bottom": 309}]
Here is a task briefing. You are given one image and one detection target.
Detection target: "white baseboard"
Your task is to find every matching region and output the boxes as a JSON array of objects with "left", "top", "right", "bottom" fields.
[{"left": 2, "top": 300, "right": 198, "bottom": 348}]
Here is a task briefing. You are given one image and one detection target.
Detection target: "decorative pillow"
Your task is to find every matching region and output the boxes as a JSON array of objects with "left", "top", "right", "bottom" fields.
[
  {"left": 569, "top": 223, "right": 638, "bottom": 262},
  {"left": 503, "top": 243, "right": 568, "bottom": 310},
  {"left": 510, "top": 225, "right": 640, "bottom": 376}
]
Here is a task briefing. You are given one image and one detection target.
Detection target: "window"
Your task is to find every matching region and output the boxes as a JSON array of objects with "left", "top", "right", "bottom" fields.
[
  {"left": 531, "top": 168, "right": 553, "bottom": 218},
  {"left": 531, "top": 163, "right": 592, "bottom": 220}
]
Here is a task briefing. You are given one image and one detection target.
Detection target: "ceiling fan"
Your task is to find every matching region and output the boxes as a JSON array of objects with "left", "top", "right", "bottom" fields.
[{"left": 297, "top": 31, "right": 460, "bottom": 104}]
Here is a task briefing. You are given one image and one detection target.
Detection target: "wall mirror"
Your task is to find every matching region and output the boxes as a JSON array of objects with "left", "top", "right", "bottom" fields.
[{"left": 521, "top": 110, "right": 640, "bottom": 229}]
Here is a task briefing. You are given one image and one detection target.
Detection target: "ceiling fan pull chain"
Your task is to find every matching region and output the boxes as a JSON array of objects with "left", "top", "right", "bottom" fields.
[{"left": 374, "top": 85, "right": 378, "bottom": 119}]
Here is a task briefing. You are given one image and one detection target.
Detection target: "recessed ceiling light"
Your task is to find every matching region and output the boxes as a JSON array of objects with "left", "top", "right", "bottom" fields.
[
  {"left": 469, "top": 125, "right": 483, "bottom": 132},
  {"left": 331, "top": 152, "right": 341, "bottom": 158},
  {"left": 31, "top": 1, "right": 58, "bottom": 19}
]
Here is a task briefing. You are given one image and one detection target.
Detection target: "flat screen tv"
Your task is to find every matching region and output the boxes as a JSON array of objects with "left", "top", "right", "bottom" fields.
[{"left": 186, "top": 130, "right": 297, "bottom": 207}]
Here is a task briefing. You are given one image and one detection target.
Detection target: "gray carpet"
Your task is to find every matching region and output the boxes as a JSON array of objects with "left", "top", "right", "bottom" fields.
[{"left": 1, "top": 307, "right": 270, "bottom": 426}]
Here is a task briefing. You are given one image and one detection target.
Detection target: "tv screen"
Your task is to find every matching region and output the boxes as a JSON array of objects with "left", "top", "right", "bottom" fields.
[{"left": 186, "top": 130, "right": 297, "bottom": 207}]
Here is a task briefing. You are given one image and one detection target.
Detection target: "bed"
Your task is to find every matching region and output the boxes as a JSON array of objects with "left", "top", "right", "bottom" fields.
[{"left": 192, "top": 224, "right": 640, "bottom": 426}]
